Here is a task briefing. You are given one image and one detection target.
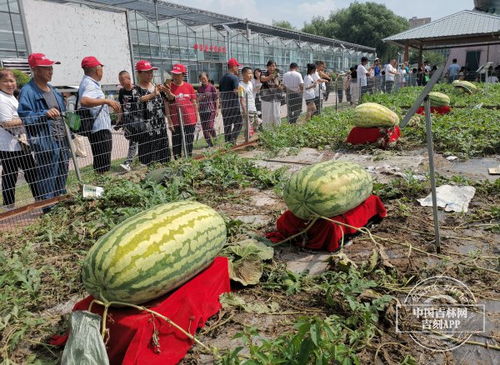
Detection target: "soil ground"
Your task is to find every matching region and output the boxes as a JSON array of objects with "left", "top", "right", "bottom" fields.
[
  {"left": 1, "top": 143, "right": 498, "bottom": 364},
  {"left": 180, "top": 146, "right": 499, "bottom": 364}
]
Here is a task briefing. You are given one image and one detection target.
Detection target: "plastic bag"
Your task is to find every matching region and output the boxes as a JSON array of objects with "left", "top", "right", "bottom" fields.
[
  {"left": 73, "top": 135, "right": 88, "bottom": 158},
  {"left": 61, "top": 311, "right": 110, "bottom": 365}
]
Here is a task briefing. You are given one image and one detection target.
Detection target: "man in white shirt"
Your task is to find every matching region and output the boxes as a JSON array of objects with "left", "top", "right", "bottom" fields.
[
  {"left": 357, "top": 57, "right": 372, "bottom": 100},
  {"left": 312, "top": 61, "right": 329, "bottom": 115},
  {"left": 384, "top": 59, "right": 399, "bottom": 93},
  {"left": 238, "top": 66, "right": 261, "bottom": 134},
  {"left": 78, "top": 56, "right": 121, "bottom": 173},
  {"left": 283, "top": 63, "right": 304, "bottom": 123}
]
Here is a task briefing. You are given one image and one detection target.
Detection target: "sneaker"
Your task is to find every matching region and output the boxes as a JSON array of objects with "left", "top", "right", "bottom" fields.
[{"left": 120, "top": 163, "right": 131, "bottom": 172}]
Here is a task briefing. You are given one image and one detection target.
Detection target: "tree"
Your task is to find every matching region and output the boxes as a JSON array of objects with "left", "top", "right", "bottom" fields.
[
  {"left": 272, "top": 20, "right": 296, "bottom": 30},
  {"left": 409, "top": 50, "right": 447, "bottom": 66},
  {"left": 302, "top": 2, "right": 409, "bottom": 61}
]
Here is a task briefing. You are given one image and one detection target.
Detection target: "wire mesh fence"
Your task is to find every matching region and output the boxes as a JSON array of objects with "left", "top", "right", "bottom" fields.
[{"left": 0, "top": 79, "right": 365, "bottom": 228}]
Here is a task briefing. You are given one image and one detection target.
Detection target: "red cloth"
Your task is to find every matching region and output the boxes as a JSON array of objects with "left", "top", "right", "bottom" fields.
[
  {"left": 266, "top": 195, "right": 387, "bottom": 252},
  {"left": 52, "top": 257, "right": 230, "bottom": 365},
  {"left": 168, "top": 82, "right": 198, "bottom": 126},
  {"left": 346, "top": 126, "right": 401, "bottom": 147},
  {"left": 416, "top": 106, "right": 451, "bottom": 115}
]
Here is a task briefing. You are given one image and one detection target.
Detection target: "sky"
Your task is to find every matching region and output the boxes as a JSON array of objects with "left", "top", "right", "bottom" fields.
[{"left": 168, "top": 0, "right": 474, "bottom": 28}]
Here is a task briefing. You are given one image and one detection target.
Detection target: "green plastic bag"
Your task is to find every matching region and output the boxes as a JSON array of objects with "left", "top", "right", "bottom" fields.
[
  {"left": 61, "top": 311, "right": 109, "bottom": 365},
  {"left": 64, "top": 112, "right": 82, "bottom": 133}
]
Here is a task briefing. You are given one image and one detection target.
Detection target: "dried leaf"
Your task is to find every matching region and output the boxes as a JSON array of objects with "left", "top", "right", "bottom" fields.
[
  {"left": 365, "top": 248, "right": 379, "bottom": 273},
  {"left": 219, "top": 292, "right": 246, "bottom": 309},
  {"left": 358, "top": 289, "right": 382, "bottom": 301},
  {"left": 243, "top": 301, "right": 280, "bottom": 314},
  {"left": 330, "top": 252, "right": 358, "bottom": 272},
  {"left": 377, "top": 244, "right": 394, "bottom": 269},
  {"left": 229, "top": 258, "right": 263, "bottom": 286}
]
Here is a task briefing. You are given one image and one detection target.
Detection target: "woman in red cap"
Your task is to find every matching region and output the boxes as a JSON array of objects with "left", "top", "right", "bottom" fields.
[
  {"left": 164, "top": 64, "right": 199, "bottom": 159},
  {"left": 132, "top": 60, "right": 171, "bottom": 165}
]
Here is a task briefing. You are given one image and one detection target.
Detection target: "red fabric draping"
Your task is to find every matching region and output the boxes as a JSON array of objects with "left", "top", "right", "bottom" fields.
[
  {"left": 416, "top": 106, "right": 452, "bottom": 115},
  {"left": 346, "top": 126, "right": 401, "bottom": 147},
  {"left": 266, "top": 195, "right": 387, "bottom": 252},
  {"left": 51, "top": 257, "right": 230, "bottom": 365}
]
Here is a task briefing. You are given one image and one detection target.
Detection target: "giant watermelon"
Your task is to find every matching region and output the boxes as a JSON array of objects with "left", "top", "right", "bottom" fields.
[
  {"left": 452, "top": 80, "right": 478, "bottom": 94},
  {"left": 428, "top": 92, "right": 450, "bottom": 107},
  {"left": 353, "top": 103, "right": 400, "bottom": 127},
  {"left": 82, "top": 201, "right": 226, "bottom": 305},
  {"left": 284, "top": 161, "right": 373, "bottom": 220}
]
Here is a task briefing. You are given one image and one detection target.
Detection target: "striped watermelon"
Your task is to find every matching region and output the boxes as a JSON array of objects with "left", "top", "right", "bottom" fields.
[
  {"left": 353, "top": 103, "right": 400, "bottom": 128},
  {"left": 284, "top": 161, "right": 373, "bottom": 220},
  {"left": 428, "top": 92, "right": 450, "bottom": 107},
  {"left": 452, "top": 80, "right": 477, "bottom": 94},
  {"left": 82, "top": 201, "right": 226, "bottom": 305}
]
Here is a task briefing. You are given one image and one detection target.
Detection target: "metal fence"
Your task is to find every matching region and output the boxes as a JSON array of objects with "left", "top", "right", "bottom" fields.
[{"left": 0, "top": 80, "right": 364, "bottom": 228}]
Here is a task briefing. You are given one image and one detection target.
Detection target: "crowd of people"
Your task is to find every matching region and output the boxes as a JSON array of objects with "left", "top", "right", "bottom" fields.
[
  {"left": 0, "top": 53, "right": 332, "bottom": 210},
  {"left": 2, "top": 51, "right": 494, "bottom": 211}
]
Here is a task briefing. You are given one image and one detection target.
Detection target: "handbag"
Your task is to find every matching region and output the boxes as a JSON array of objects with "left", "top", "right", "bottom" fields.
[{"left": 122, "top": 111, "right": 147, "bottom": 143}]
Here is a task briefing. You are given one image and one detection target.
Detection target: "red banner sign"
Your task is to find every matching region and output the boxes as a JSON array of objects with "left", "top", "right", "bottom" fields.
[{"left": 193, "top": 44, "right": 226, "bottom": 53}]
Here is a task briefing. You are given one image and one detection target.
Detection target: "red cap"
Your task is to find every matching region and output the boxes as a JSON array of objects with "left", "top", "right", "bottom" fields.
[
  {"left": 135, "top": 60, "right": 158, "bottom": 72},
  {"left": 171, "top": 64, "right": 187, "bottom": 74},
  {"left": 227, "top": 58, "right": 240, "bottom": 68},
  {"left": 28, "top": 53, "right": 60, "bottom": 67},
  {"left": 81, "top": 56, "right": 103, "bottom": 68}
]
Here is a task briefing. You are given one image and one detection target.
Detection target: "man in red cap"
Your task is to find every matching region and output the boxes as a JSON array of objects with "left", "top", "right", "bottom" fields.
[
  {"left": 78, "top": 56, "right": 121, "bottom": 173},
  {"left": 18, "top": 53, "right": 69, "bottom": 205},
  {"left": 219, "top": 58, "right": 242, "bottom": 144}
]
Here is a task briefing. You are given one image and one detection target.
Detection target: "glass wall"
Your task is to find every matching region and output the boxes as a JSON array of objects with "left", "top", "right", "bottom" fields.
[
  {"left": 0, "top": 0, "right": 27, "bottom": 58},
  {"left": 127, "top": 11, "right": 375, "bottom": 85}
]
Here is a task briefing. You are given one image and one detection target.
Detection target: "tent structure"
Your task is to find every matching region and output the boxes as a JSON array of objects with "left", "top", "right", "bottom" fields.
[{"left": 383, "top": 10, "right": 500, "bottom": 62}]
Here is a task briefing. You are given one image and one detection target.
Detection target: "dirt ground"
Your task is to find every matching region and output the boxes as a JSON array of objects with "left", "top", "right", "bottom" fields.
[
  {"left": 181, "top": 147, "right": 499, "bottom": 364},
  {"left": 2, "top": 144, "right": 498, "bottom": 364}
]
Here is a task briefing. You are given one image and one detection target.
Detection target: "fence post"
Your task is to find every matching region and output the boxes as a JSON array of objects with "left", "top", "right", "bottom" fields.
[
  {"left": 245, "top": 93, "right": 250, "bottom": 143},
  {"left": 63, "top": 123, "right": 82, "bottom": 184},
  {"left": 285, "top": 89, "right": 290, "bottom": 124},
  {"left": 318, "top": 85, "right": 323, "bottom": 114},
  {"left": 178, "top": 106, "right": 188, "bottom": 158},
  {"left": 335, "top": 77, "right": 339, "bottom": 112}
]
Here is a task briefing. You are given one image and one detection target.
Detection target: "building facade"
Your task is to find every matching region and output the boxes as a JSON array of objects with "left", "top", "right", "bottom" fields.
[
  {"left": 1, "top": 0, "right": 376, "bottom": 86},
  {"left": 409, "top": 17, "right": 432, "bottom": 28}
]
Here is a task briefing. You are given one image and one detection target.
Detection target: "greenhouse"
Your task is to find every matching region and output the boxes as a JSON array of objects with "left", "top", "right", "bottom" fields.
[
  {"left": 125, "top": 4, "right": 375, "bottom": 83},
  {"left": 0, "top": 0, "right": 375, "bottom": 85}
]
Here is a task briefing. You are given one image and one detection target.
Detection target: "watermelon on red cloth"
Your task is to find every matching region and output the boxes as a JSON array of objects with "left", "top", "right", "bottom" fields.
[
  {"left": 52, "top": 257, "right": 230, "bottom": 365},
  {"left": 346, "top": 126, "right": 401, "bottom": 148},
  {"left": 416, "top": 106, "right": 452, "bottom": 115},
  {"left": 267, "top": 195, "right": 387, "bottom": 252}
]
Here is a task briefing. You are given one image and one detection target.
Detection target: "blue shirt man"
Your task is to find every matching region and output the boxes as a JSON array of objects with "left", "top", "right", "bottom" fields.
[
  {"left": 78, "top": 56, "right": 121, "bottom": 173},
  {"left": 448, "top": 59, "right": 461, "bottom": 82},
  {"left": 18, "top": 53, "right": 69, "bottom": 203}
]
